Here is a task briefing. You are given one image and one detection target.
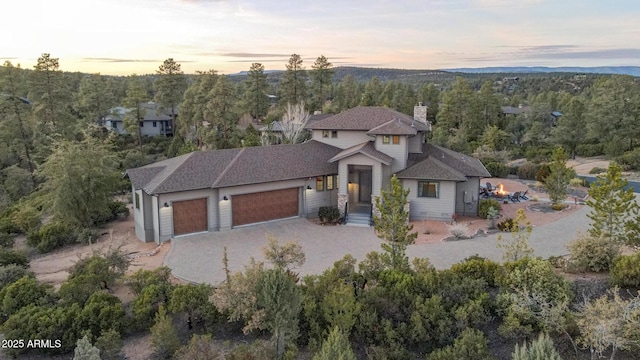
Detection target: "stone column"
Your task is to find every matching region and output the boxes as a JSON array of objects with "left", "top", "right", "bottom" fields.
[
  {"left": 371, "top": 195, "right": 381, "bottom": 219},
  {"left": 337, "top": 193, "right": 348, "bottom": 216}
]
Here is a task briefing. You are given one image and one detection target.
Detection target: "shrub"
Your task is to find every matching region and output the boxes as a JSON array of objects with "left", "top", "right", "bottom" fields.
[
  {"left": 27, "top": 221, "right": 77, "bottom": 253},
  {"left": 77, "top": 228, "right": 98, "bottom": 245},
  {"left": 535, "top": 164, "right": 550, "bottom": 183},
  {"left": 512, "top": 332, "right": 562, "bottom": 360},
  {"left": 0, "top": 248, "right": 28, "bottom": 267},
  {"left": 0, "top": 233, "right": 15, "bottom": 248},
  {"left": 550, "top": 203, "right": 566, "bottom": 211},
  {"left": 318, "top": 206, "right": 340, "bottom": 224},
  {"left": 575, "top": 143, "right": 604, "bottom": 157},
  {"left": 478, "top": 199, "right": 501, "bottom": 219},
  {"left": 497, "top": 218, "right": 515, "bottom": 232},
  {"left": 589, "top": 167, "right": 606, "bottom": 175},
  {"left": 567, "top": 233, "right": 620, "bottom": 272},
  {"left": 0, "top": 264, "right": 33, "bottom": 290},
  {"left": 569, "top": 177, "right": 585, "bottom": 187},
  {"left": 427, "top": 328, "right": 494, "bottom": 360},
  {"left": 484, "top": 161, "right": 509, "bottom": 178},
  {"left": 610, "top": 252, "right": 640, "bottom": 288},
  {"left": 11, "top": 205, "right": 41, "bottom": 233},
  {"left": 616, "top": 148, "right": 640, "bottom": 170},
  {"left": 0, "top": 215, "right": 20, "bottom": 235},
  {"left": 517, "top": 162, "right": 539, "bottom": 180},
  {"left": 450, "top": 256, "right": 501, "bottom": 287},
  {"left": 448, "top": 223, "right": 469, "bottom": 240}
]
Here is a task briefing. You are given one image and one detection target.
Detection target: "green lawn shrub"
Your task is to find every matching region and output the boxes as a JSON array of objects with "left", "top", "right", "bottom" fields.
[
  {"left": 610, "top": 252, "right": 640, "bottom": 288},
  {"left": 575, "top": 143, "right": 604, "bottom": 157},
  {"left": 517, "top": 162, "right": 539, "bottom": 180},
  {"left": 567, "top": 233, "right": 620, "bottom": 272},
  {"left": 497, "top": 218, "right": 515, "bottom": 231},
  {"left": 478, "top": 199, "right": 502, "bottom": 219},
  {"left": 484, "top": 161, "right": 509, "bottom": 178},
  {"left": 0, "top": 248, "right": 28, "bottom": 267},
  {"left": 27, "top": 221, "right": 77, "bottom": 253},
  {"left": 318, "top": 206, "right": 340, "bottom": 224}
]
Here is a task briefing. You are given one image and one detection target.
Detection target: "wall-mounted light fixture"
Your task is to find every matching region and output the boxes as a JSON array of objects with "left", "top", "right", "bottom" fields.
[
  {"left": 164, "top": 202, "right": 169, "bottom": 208},
  {"left": 223, "top": 196, "right": 229, "bottom": 201},
  {"left": 306, "top": 185, "right": 312, "bottom": 190}
]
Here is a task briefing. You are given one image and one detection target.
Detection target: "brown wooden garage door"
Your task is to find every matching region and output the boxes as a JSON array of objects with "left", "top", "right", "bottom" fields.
[
  {"left": 172, "top": 198, "right": 208, "bottom": 236},
  {"left": 232, "top": 188, "right": 299, "bottom": 227}
]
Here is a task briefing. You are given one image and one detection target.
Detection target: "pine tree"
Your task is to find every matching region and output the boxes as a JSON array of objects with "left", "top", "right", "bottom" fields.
[
  {"left": 150, "top": 305, "right": 181, "bottom": 359},
  {"left": 244, "top": 63, "right": 269, "bottom": 120},
  {"left": 73, "top": 335, "right": 101, "bottom": 360},
  {"left": 280, "top": 54, "right": 308, "bottom": 106},
  {"left": 178, "top": 69, "right": 218, "bottom": 147},
  {"left": 312, "top": 326, "right": 356, "bottom": 360},
  {"left": 373, "top": 174, "right": 418, "bottom": 269},
  {"left": 310, "top": 55, "right": 333, "bottom": 111},
  {"left": 123, "top": 74, "right": 148, "bottom": 153},
  {"left": 586, "top": 162, "right": 639, "bottom": 244},
  {"left": 545, "top": 147, "right": 573, "bottom": 206},
  {"left": 154, "top": 58, "right": 187, "bottom": 136},
  {"left": 205, "top": 75, "right": 240, "bottom": 149}
]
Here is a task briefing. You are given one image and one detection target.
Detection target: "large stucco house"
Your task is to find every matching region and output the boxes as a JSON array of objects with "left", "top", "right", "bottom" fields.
[{"left": 126, "top": 105, "right": 490, "bottom": 243}]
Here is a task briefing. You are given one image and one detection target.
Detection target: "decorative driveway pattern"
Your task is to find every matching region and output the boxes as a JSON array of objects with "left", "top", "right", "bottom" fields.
[{"left": 166, "top": 205, "right": 592, "bottom": 285}]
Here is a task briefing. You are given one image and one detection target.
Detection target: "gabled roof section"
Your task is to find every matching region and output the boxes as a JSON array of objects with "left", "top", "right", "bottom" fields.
[
  {"left": 396, "top": 144, "right": 491, "bottom": 181},
  {"left": 329, "top": 141, "right": 393, "bottom": 165},
  {"left": 126, "top": 141, "right": 341, "bottom": 194},
  {"left": 367, "top": 118, "right": 418, "bottom": 135},
  {"left": 306, "top": 106, "right": 429, "bottom": 132}
]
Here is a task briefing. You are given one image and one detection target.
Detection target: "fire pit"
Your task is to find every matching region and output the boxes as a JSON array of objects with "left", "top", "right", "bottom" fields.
[{"left": 494, "top": 183, "right": 509, "bottom": 198}]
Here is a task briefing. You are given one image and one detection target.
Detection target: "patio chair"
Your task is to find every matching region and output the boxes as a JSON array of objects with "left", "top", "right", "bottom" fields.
[
  {"left": 519, "top": 190, "right": 529, "bottom": 200},
  {"left": 486, "top": 182, "right": 494, "bottom": 192},
  {"left": 508, "top": 191, "right": 521, "bottom": 203},
  {"left": 479, "top": 187, "right": 490, "bottom": 198}
]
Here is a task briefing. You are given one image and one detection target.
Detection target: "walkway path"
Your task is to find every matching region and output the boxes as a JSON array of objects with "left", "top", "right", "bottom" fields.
[{"left": 166, "top": 203, "right": 593, "bottom": 285}]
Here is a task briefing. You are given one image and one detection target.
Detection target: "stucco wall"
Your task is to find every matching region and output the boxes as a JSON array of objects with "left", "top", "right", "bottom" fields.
[
  {"left": 407, "top": 133, "right": 424, "bottom": 153},
  {"left": 312, "top": 130, "right": 372, "bottom": 149},
  {"left": 133, "top": 189, "right": 154, "bottom": 243},
  {"left": 403, "top": 179, "right": 456, "bottom": 221},
  {"left": 338, "top": 154, "right": 383, "bottom": 197}
]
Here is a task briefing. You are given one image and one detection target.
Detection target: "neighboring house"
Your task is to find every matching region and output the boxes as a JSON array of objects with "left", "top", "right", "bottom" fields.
[
  {"left": 126, "top": 105, "right": 490, "bottom": 243},
  {"left": 104, "top": 102, "right": 174, "bottom": 136}
]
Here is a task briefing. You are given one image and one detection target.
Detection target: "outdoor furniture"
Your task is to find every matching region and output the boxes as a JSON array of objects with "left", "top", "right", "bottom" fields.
[
  {"left": 508, "top": 191, "right": 521, "bottom": 202},
  {"left": 479, "top": 186, "right": 490, "bottom": 198},
  {"left": 486, "top": 182, "right": 494, "bottom": 192},
  {"left": 519, "top": 190, "right": 529, "bottom": 200}
]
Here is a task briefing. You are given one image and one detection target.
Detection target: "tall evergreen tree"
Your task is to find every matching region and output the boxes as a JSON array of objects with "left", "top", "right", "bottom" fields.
[
  {"left": 551, "top": 96, "right": 586, "bottom": 159},
  {"left": 360, "top": 76, "right": 382, "bottom": 106},
  {"left": 310, "top": 55, "right": 334, "bottom": 111},
  {"left": 243, "top": 63, "right": 269, "bottom": 120},
  {"left": 123, "top": 75, "right": 148, "bottom": 153},
  {"left": 30, "top": 53, "right": 75, "bottom": 137},
  {"left": 205, "top": 76, "right": 240, "bottom": 149},
  {"left": 75, "top": 73, "right": 115, "bottom": 126},
  {"left": 416, "top": 83, "right": 440, "bottom": 124},
  {"left": 179, "top": 70, "right": 218, "bottom": 147},
  {"left": 153, "top": 58, "right": 187, "bottom": 136},
  {"left": 336, "top": 74, "right": 361, "bottom": 111},
  {"left": 280, "top": 54, "right": 308, "bottom": 105},
  {"left": 312, "top": 326, "right": 356, "bottom": 360},
  {"left": 544, "top": 147, "right": 573, "bottom": 206},
  {"left": 373, "top": 174, "right": 418, "bottom": 269}
]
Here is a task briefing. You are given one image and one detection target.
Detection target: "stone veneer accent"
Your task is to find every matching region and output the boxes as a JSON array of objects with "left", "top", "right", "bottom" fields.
[{"left": 337, "top": 193, "right": 348, "bottom": 215}]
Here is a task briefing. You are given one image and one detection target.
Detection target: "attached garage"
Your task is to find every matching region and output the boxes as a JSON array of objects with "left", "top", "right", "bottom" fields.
[
  {"left": 232, "top": 188, "right": 299, "bottom": 227},
  {"left": 172, "top": 198, "right": 208, "bottom": 236}
]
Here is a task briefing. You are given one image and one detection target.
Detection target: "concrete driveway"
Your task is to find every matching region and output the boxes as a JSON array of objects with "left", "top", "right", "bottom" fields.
[{"left": 165, "top": 205, "right": 592, "bottom": 285}]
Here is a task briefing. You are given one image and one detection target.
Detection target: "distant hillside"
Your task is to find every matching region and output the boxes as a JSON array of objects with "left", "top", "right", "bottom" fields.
[{"left": 443, "top": 66, "right": 640, "bottom": 77}]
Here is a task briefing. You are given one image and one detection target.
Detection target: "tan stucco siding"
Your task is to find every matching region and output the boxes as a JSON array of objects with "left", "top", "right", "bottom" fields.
[
  {"left": 455, "top": 178, "right": 480, "bottom": 216},
  {"left": 374, "top": 136, "right": 408, "bottom": 172},
  {"left": 403, "top": 179, "right": 456, "bottom": 221},
  {"left": 312, "top": 130, "right": 372, "bottom": 149}
]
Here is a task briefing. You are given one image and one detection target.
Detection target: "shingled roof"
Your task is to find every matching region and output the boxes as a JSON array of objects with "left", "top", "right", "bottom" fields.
[
  {"left": 126, "top": 140, "right": 341, "bottom": 194},
  {"left": 367, "top": 118, "right": 418, "bottom": 135},
  {"left": 329, "top": 141, "right": 393, "bottom": 165},
  {"left": 396, "top": 144, "right": 490, "bottom": 180},
  {"left": 306, "top": 106, "right": 429, "bottom": 132}
]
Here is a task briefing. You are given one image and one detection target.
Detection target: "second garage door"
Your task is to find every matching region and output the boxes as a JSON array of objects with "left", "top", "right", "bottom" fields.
[
  {"left": 232, "top": 188, "right": 299, "bottom": 227},
  {"left": 173, "top": 198, "right": 208, "bottom": 236}
]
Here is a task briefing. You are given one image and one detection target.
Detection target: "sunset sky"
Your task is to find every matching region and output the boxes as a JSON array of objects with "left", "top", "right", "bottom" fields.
[{"left": 2, "top": 0, "right": 639, "bottom": 75}]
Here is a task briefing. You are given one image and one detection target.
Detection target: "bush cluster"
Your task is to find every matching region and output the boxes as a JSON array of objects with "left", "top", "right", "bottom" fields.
[
  {"left": 497, "top": 218, "right": 515, "bottom": 231},
  {"left": 318, "top": 206, "right": 341, "bottom": 224},
  {"left": 610, "top": 252, "right": 640, "bottom": 288},
  {"left": 517, "top": 162, "right": 539, "bottom": 180},
  {"left": 484, "top": 161, "right": 509, "bottom": 178},
  {"left": 535, "top": 164, "right": 551, "bottom": 183},
  {"left": 479, "top": 199, "right": 502, "bottom": 219},
  {"left": 27, "top": 222, "right": 77, "bottom": 253},
  {"left": 567, "top": 234, "right": 620, "bottom": 272},
  {"left": 616, "top": 148, "right": 640, "bottom": 171},
  {"left": 575, "top": 143, "right": 604, "bottom": 157}
]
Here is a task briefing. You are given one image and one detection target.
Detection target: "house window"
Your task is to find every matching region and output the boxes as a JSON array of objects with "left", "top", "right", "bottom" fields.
[
  {"left": 153, "top": 121, "right": 157, "bottom": 127},
  {"left": 322, "top": 130, "right": 330, "bottom": 138},
  {"left": 331, "top": 131, "right": 338, "bottom": 138},
  {"left": 326, "top": 175, "right": 334, "bottom": 190},
  {"left": 418, "top": 181, "right": 439, "bottom": 198},
  {"left": 139, "top": 121, "right": 144, "bottom": 127},
  {"left": 316, "top": 176, "right": 324, "bottom": 191},
  {"left": 135, "top": 193, "right": 140, "bottom": 209},
  {"left": 382, "top": 135, "right": 390, "bottom": 144},
  {"left": 392, "top": 135, "right": 400, "bottom": 144}
]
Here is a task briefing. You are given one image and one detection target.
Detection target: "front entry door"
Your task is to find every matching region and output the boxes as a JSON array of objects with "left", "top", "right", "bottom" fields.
[{"left": 359, "top": 170, "right": 372, "bottom": 203}]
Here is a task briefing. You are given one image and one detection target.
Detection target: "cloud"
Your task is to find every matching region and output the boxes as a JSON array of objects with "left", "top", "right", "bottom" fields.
[
  {"left": 82, "top": 57, "right": 195, "bottom": 63},
  {"left": 457, "top": 45, "right": 640, "bottom": 64},
  {"left": 220, "top": 53, "right": 293, "bottom": 58}
]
